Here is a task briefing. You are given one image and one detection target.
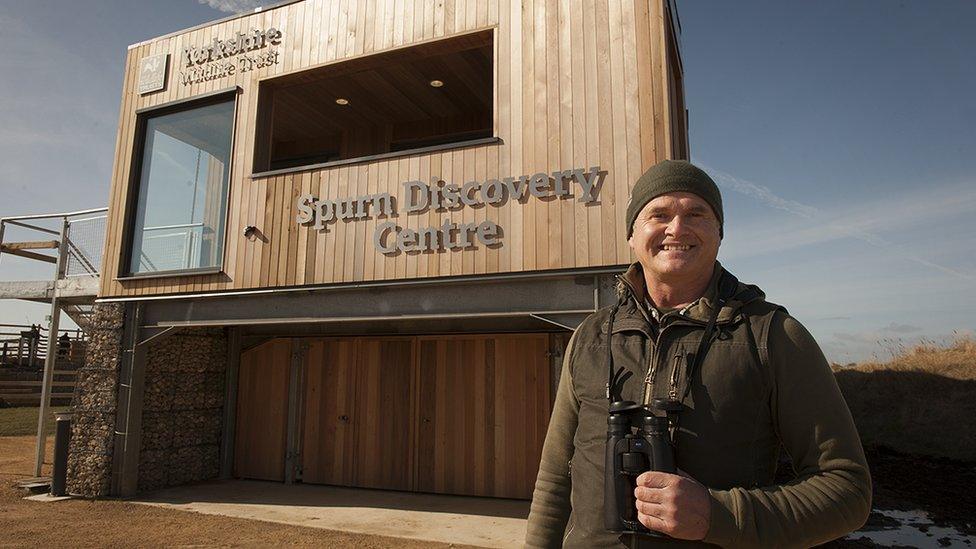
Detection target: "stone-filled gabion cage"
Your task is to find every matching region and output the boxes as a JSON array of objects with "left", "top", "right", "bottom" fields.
[
  {"left": 138, "top": 328, "right": 227, "bottom": 492},
  {"left": 67, "top": 303, "right": 124, "bottom": 497},
  {"left": 67, "top": 303, "right": 229, "bottom": 497}
]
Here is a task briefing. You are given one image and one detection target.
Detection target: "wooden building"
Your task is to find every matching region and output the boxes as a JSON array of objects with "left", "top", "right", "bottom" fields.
[{"left": 89, "top": 0, "right": 687, "bottom": 499}]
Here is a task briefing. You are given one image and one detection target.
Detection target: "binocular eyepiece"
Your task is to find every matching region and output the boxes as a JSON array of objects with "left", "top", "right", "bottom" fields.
[{"left": 604, "top": 398, "right": 682, "bottom": 536}]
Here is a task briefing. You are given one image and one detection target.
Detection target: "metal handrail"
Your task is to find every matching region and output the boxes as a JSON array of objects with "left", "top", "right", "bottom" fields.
[{"left": 0, "top": 207, "right": 108, "bottom": 223}]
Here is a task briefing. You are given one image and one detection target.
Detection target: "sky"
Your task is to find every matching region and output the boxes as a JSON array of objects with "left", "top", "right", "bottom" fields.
[{"left": 0, "top": 0, "right": 973, "bottom": 363}]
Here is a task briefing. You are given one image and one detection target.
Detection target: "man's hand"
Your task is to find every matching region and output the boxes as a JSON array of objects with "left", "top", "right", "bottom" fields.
[{"left": 634, "top": 470, "right": 711, "bottom": 540}]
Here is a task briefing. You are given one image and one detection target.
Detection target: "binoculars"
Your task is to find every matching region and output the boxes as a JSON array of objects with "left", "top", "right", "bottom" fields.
[{"left": 604, "top": 397, "right": 682, "bottom": 536}]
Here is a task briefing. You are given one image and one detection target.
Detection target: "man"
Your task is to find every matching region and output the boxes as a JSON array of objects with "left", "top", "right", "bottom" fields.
[{"left": 525, "top": 160, "right": 871, "bottom": 548}]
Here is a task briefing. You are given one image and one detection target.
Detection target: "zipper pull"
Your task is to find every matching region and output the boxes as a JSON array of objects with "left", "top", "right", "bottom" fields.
[{"left": 668, "top": 352, "right": 682, "bottom": 401}]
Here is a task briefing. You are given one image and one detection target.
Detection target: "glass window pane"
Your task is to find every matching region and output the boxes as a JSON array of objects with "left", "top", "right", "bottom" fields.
[{"left": 129, "top": 99, "right": 235, "bottom": 274}]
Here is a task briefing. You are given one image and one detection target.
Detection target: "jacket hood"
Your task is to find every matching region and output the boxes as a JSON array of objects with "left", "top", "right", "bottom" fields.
[{"left": 615, "top": 261, "right": 767, "bottom": 325}]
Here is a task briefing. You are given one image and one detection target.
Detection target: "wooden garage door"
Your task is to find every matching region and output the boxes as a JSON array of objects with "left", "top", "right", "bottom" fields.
[
  {"left": 301, "top": 337, "right": 416, "bottom": 490},
  {"left": 271, "top": 333, "right": 553, "bottom": 499},
  {"left": 417, "top": 334, "right": 551, "bottom": 499},
  {"left": 234, "top": 339, "right": 292, "bottom": 481}
]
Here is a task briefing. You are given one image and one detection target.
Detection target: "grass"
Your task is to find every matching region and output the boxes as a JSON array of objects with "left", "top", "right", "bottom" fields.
[
  {"left": 0, "top": 406, "right": 69, "bottom": 437},
  {"left": 834, "top": 336, "right": 976, "bottom": 462}
]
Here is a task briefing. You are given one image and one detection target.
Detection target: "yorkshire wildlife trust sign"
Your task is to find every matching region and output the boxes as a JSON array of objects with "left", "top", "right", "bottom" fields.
[
  {"left": 178, "top": 28, "right": 283, "bottom": 85},
  {"left": 295, "top": 167, "right": 604, "bottom": 255}
]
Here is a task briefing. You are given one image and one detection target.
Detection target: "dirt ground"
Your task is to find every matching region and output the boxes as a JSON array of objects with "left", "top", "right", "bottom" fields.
[
  {"left": 3, "top": 434, "right": 974, "bottom": 547},
  {"left": 0, "top": 435, "right": 477, "bottom": 549}
]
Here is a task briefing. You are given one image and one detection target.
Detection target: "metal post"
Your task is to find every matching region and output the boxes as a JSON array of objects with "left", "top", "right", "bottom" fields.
[
  {"left": 34, "top": 216, "right": 70, "bottom": 476},
  {"left": 283, "top": 339, "right": 304, "bottom": 484},
  {"left": 0, "top": 219, "right": 6, "bottom": 268},
  {"left": 219, "top": 327, "right": 242, "bottom": 479},
  {"left": 113, "top": 303, "right": 151, "bottom": 497},
  {"left": 51, "top": 412, "right": 73, "bottom": 496}
]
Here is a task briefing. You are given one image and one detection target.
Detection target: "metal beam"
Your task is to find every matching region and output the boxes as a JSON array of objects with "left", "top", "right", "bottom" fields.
[
  {"left": 34, "top": 217, "right": 70, "bottom": 476},
  {"left": 99, "top": 265, "right": 625, "bottom": 303},
  {"left": 2, "top": 248, "right": 57, "bottom": 264},
  {"left": 530, "top": 313, "right": 591, "bottom": 331},
  {"left": 0, "top": 281, "right": 53, "bottom": 301},
  {"left": 0, "top": 279, "right": 98, "bottom": 301},
  {"left": 139, "top": 272, "right": 619, "bottom": 329},
  {"left": 1, "top": 219, "right": 60, "bottom": 236},
  {"left": 1, "top": 240, "right": 59, "bottom": 250}
]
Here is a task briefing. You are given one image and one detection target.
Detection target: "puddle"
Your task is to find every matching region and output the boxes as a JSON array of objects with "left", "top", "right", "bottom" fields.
[{"left": 848, "top": 509, "right": 975, "bottom": 548}]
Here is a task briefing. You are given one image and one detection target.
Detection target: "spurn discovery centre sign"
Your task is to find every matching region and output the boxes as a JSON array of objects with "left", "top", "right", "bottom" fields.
[
  {"left": 295, "top": 167, "right": 605, "bottom": 255},
  {"left": 178, "top": 28, "right": 283, "bottom": 85}
]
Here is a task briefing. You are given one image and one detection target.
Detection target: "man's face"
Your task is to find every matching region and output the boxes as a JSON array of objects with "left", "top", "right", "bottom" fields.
[{"left": 628, "top": 192, "right": 721, "bottom": 282}]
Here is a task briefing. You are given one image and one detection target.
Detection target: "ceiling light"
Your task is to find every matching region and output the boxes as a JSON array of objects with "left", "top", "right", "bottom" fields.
[
  {"left": 429, "top": 80, "right": 444, "bottom": 88},
  {"left": 335, "top": 98, "right": 349, "bottom": 105}
]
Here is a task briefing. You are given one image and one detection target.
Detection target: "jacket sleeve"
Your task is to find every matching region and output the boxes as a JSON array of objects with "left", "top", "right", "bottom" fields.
[
  {"left": 525, "top": 330, "right": 580, "bottom": 548},
  {"left": 702, "top": 313, "right": 872, "bottom": 548}
]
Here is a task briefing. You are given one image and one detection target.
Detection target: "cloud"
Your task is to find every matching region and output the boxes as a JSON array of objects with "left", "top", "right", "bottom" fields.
[
  {"left": 833, "top": 332, "right": 877, "bottom": 344},
  {"left": 198, "top": 0, "right": 264, "bottom": 14},
  {"left": 702, "top": 164, "right": 976, "bottom": 281},
  {"left": 881, "top": 322, "right": 922, "bottom": 334}
]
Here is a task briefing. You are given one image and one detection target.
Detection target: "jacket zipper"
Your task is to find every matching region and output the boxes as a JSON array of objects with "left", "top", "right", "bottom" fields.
[
  {"left": 668, "top": 351, "right": 683, "bottom": 401},
  {"left": 642, "top": 317, "right": 676, "bottom": 404},
  {"left": 615, "top": 274, "right": 711, "bottom": 405},
  {"left": 641, "top": 307, "right": 709, "bottom": 405}
]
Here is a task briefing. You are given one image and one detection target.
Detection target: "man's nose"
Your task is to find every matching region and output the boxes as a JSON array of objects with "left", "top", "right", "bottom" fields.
[{"left": 665, "top": 215, "right": 689, "bottom": 236}]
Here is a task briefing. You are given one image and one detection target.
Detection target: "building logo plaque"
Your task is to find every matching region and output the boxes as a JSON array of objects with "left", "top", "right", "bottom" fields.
[{"left": 138, "top": 53, "right": 169, "bottom": 95}]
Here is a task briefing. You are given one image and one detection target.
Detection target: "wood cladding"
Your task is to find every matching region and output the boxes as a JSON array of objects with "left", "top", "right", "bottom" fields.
[
  {"left": 245, "top": 334, "right": 551, "bottom": 498},
  {"left": 101, "top": 0, "right": 685, "bottom": 298},
  {"left": 233, "top": 339, "right": 292, "bottom": 481}
]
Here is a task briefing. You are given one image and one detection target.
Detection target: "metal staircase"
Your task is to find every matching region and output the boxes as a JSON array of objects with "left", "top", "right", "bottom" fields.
[{"left": 0, "top": 207, "right": 107, "bottom": 477}]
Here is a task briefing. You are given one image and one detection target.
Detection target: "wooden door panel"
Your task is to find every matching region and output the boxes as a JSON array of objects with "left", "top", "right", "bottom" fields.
[
  {"left": 301, "top": 339, "right": 357, "bottom": 485},
  {"left": 301, "top": 337, "right": 415, "bottom": 491},
  {"left": 418, "top": 334, "right": 551, "bottom": 499},
  {"left": 234, "top": 339, "right": 292, "bottom": 481},
  {"left": 352, "top": 338, "right": 415, "bottom": 490},
  {"left": 417, "top": 337, "right": 494, "bottom": 496},
  {"left": 493, "top": 335, "right": 551, "bottom": 498}
]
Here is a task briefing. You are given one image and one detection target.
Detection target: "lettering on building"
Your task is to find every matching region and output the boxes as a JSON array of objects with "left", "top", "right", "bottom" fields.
[
  {"left": 295, "top": 167, "right": 605, "bottom": 255},
  {"left": 179, "top": 28, "right": 282, "bottom": 85}
]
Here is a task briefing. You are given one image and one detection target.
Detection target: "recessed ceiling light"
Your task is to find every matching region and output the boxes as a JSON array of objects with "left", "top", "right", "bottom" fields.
[
  {"left": 335, "top": 98, "right": 349, "bottom": 105},
  {"left": 429, "top": 80, "right": 444, "bottom": 88}
]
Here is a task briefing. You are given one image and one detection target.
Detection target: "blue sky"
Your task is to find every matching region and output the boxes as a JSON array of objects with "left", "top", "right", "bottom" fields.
[{"left": 0, "top": 0, "right": 973, "bottom": 362}]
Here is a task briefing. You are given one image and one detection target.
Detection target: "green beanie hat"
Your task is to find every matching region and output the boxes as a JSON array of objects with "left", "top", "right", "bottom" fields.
[{"left": 625, "top": 159, "right": 724, "bottom": 239}]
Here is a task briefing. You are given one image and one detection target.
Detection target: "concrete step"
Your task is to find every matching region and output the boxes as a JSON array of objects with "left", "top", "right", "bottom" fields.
[{"left": 17, "top": 477, "right": 52, "bottom": 494}]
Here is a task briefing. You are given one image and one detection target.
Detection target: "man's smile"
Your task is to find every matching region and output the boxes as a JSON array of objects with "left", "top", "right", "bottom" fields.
[{"left": 659, "top": 244, "right": 695, "bottom": 251}]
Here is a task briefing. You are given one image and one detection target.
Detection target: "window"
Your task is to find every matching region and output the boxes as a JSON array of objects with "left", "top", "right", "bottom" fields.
[
  {"left": 125, "top": 93, "right": 236, "bottom": 276},
  {"left": 253, "top": 30, "right": 494, "bottom": 174}
]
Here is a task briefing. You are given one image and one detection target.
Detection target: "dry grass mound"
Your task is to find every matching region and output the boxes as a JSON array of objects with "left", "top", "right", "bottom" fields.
[{"left": 833, "top": 337, "right": 976, "bottom": 462}]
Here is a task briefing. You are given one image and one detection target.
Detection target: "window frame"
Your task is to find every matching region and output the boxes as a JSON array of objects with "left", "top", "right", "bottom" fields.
[
  {"left": 250, "top": 29, "right": 499, "bottom": 179},
  {"left": 117, "top": 87, "right": 241, "bottom": 280}
]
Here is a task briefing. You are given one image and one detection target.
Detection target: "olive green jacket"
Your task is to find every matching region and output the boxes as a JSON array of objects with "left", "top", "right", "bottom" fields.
[{"left": 525, "top": 262, "right": 871, "bottom": 548}]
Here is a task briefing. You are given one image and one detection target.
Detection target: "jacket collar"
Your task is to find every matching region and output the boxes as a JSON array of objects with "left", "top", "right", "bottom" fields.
[{"left": 614, "top": 261, "right": 765, "bottom": 327}]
